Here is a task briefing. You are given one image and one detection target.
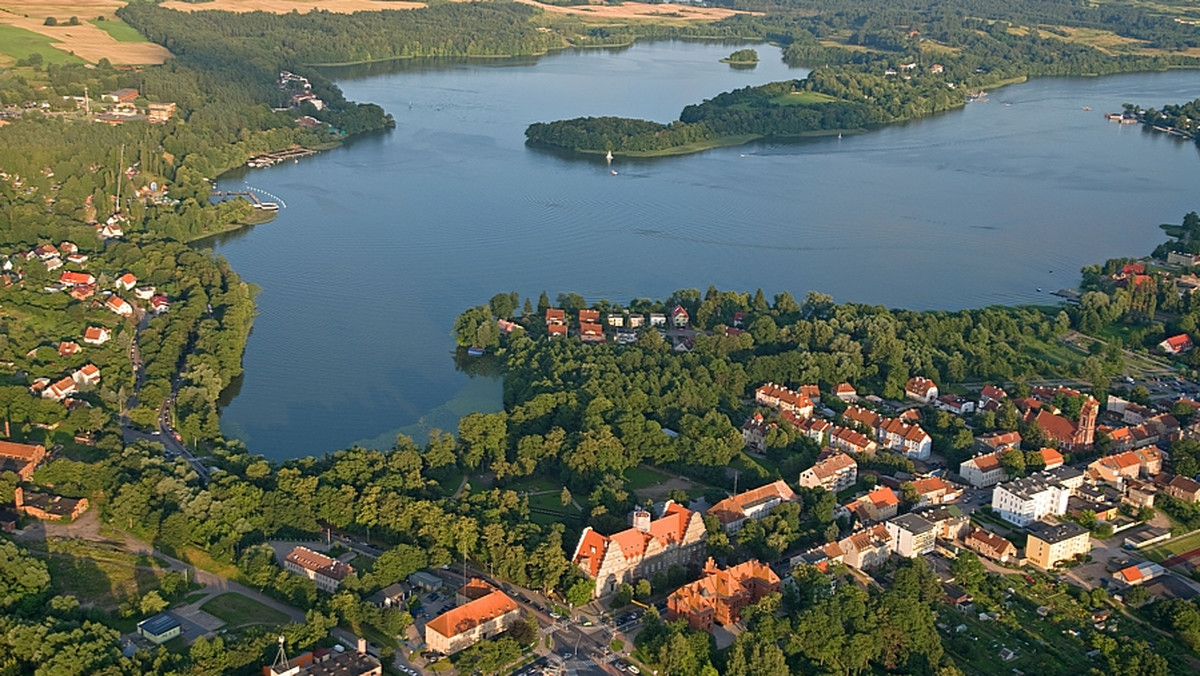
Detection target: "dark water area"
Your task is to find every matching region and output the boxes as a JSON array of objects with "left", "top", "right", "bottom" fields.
[{"left": 205, "top": 41, "right": 1200, "bottom": 459}]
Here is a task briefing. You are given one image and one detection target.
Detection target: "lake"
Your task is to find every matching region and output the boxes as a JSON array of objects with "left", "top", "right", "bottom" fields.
[{"left": 206, "top": 41, "right": 1200, "bottom": 460}]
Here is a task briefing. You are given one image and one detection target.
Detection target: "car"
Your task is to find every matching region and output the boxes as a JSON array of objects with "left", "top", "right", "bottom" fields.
[{"left": 627, "top": 665, "right": 641, "bottom": 675}]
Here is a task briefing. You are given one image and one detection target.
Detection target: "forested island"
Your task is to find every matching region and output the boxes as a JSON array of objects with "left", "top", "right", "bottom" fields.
[
  {"left": 3, "top": 0, "right": 1200, "bottom": 674},
  {"left": 722, "top": 48, "right": 759, "bottom": 65}
]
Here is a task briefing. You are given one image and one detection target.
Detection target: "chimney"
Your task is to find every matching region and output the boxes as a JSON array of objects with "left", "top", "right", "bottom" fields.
[
  {"left": 357, "top": 638, "right": 367, "bottom": 655},
  {"left": 632, "top": 508, "right": 651, "bottom": 533}
]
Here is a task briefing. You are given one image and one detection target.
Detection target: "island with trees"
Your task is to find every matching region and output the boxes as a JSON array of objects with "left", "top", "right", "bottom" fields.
[{"left": 721, "top": 48, "right": 759, "bottom": 65}]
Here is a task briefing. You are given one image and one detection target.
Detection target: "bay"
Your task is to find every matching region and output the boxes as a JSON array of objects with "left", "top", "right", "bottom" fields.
[{"left": 207, "top": 40, "right": 1200, "bottom": 459}]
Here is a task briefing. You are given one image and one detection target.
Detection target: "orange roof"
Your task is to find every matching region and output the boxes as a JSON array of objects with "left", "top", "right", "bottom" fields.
[
  {"left": 708, "top": 480, "right": 797, "bottom": 526},
  {"left": 0, "top": 440, "right": 46, "bottom": 460},
  {"left": 545, "top": 308, "right": 565, "bottom": 323},
  {"left": 1034, "top": 410, "right": 1077, "bottom": 444},
  {"left": 580, "top": 322, "right": 604, "bottom": 336},
  {"left": 573, "top": 502, "right": 698, "bottom": 576},
  {"left": 547, "top": 323, "right": 567, "bottom": 336},
  {"left": 867, "top": 486, "right": 898, "bottom": 507},
  {"left": 799, "top": 385, "right": 820, "bottom": 398},
  {"left": 668, "top": 558, "right": 779, "bottom": 618},
  {"left": 835, "top": 383, "right": 856, "bottom": 394},
  {"left": 965, "top": 452, "right": 1001, "bottom": 472},
  {"left": 808, "top": 452, "right": 856, "bottom": 480},
  {"left": 843, "top": 405, "right": 881, "bottom": 428},
  {"left": 285, "top": 546, "right": 354, "bottom": 581},
  {"left": 78, "top": 363, "right": 100, "bottom": 379},
  {"left": 426, "top": 583, "right": 518, "bottom": 640},
  {"left": 906, "top": 376, "right": 937, "bottom": 396},
  {"left": 1038, "top": 447, "right": 1064, "bottom": 469},
  {"left": 910, "top": 477, "right": 950, "bottom": 495},
  {"left": 579, "top": 309, "right": 599, "bottom": 322}
]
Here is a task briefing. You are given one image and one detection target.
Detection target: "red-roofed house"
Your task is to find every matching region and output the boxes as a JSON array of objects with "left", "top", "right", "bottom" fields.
[
  {"left": 905, "top": 377, "right": 939, "bottom": 404},
  {"left": 667, "top": 558, "right": 780, "bottom": 632},
  {"left": 909, "top": 476, "right": 961, "bottom": 506},
  {"left": 579, "top": 309, "right": 600, "bottom": 324},
  {"left": 0, "top": 441, "right": 47, "bottom": 481},
  {"left": 853, "top": 486, "right": 899, "bottom": 522},
  {"left": 284, "top": 546, "right": 354, "bottom": 593},
  {"left": 43, "top": 376, "right": 76, "bottom": 402},
  {"left": 959, "top": 452, "right": 1005, "bottom": 488},
  {"left": 571, "top": 501, "right": 706, "bottom": 598},
  {"left": 829, "top": 425, "right": 877, "bottom": 455},
  {"left": 105, "top": 295, "right": 133, "bottom": 317},
  {"left": 73, "top": 363, "right": 100, "bottom": 387},
  {"left": 1159, "top": 334, "right": 1194, "bottom": 355},
  {"left": 83, "top": 326, "right": 110, "bottom": 345},
  {"left": 1037, "top": 447, "right": 1064, "bottom": 470},
  {"left": 579, "top": 322, "right": 605, "bottom": 343},
  {"left": 150, "top": 295, "right": 169, "bottom": 314},
  {"left": 799, "top": 450, "right": 857, "bottom": 493},
  {"left": 547, "top": 323, "right": 567, "bottom": 337},
  {"left": 671, "top": 305, "right": 690, "bottom": 328},
  {"left": 59, "top": 271, "right": 95, "bottom": 287},
  {"left": 1087, "top": 447, "right": 1163, "bottom": 484},
  {"left": 707, "top": 480, "right": 797, "bottom": 533},
  {"left": 425, "top": 580, "right": 520, "bottom": 655},
  {"left": 838, "top": 524, "right": 892, "bottom": 570},
  {"left": 975, "top": 430, "right": 1022, "bottom": 454},
  {"left": 1164, "top": 475, "right": 1200, "bottom": 503},
  {"left": 834, "top": 383, "right": 858, "bottom": 402},
  {"left": 57, "top": 341, "right": 81, "bottom": 357},
  {"left": 755, "top": 383, "right": 814, "bottom": 419},
  {"left": 545, "top": 308, "right": 565, "bottom": 326},
  {"left": 965, "top": 528, "right": 1017, "bottom": 563},
  {"left": 877, "top": 418, "right": 933, "bottom": 459},
  {"left": 115, "top": 272, "right": 137, "bottom": 291},
  {"left": 978, "top": 385, "right": 1007, "bottom": 408},
  {"left": 799, "top": 384, "right": 820, "bottom": 402}
]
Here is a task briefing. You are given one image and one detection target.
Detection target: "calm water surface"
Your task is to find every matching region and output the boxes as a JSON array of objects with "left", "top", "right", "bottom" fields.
[{"left": 207, "top": 41, "right": 1200, "bottom": 459}]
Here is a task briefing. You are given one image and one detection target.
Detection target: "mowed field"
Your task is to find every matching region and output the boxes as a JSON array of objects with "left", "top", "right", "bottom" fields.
[
  {"left": 161, "top": 0, "right": 424, "bottom": 12},
  {"left": 0, "top": 1, "right": 169, "bottom": 64},
  {"left": 160, "top": 0, "right": 745, "bottom": 21}
]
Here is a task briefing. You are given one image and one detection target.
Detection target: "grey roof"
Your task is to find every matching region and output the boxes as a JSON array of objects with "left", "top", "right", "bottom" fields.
[
  {"left": 998, "top": 475, "right": 1062, "bottom": 500},
  {"left": 1026, "top": 520, "right": 1088, "bottom": 544},
  {"left": 1044, "top": 466, "right": 1083, "bottom": 482},
  {"left": 890, "top": 512, "right": 935, "bottom": 534},
  {"left": 137, "top": 613, "right": 180, "bottom": 636}
]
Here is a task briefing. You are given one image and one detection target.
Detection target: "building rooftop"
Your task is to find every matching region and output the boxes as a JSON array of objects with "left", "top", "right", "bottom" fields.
[
  {"left": 137, "top": 613, "right": 180, "bottom": 636},
  {"left": 1026, "top": 520, "right": 1088, "bottom": 544},
  {"left": 286, "top": 546, "right": 354, "bottom": 581},
  {"left": 890, "top": 512, "right": 935, "bottom": 534},
  {"left": 707, "top": 479, "right": 796, "bottom": 526},
  {"left": 425, "top": 582, "right": 517, "bottom": 640}
]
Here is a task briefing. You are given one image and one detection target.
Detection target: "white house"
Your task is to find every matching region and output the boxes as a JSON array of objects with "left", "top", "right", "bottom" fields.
[{"left": 991, "top": 474, "right": 1072, "bottom": 527}]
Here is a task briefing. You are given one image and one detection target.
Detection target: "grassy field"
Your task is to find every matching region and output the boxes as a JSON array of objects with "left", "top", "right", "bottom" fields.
[
  {"left": 88, "top": 18, "right": 146, "bottom": 43},
  {"left": 624, "top": 466, "right": 670, "bottom": 490},
  {"left": 1142, "top": 529, "right": 1200, "bottom": 562},
  {"left": 200, "top": 593, "right": 290, "bottom": 628},
  {"left": 0, "top": 23, "right": 82, "bottom": 65},
  {"left": 31, "top": 538, "right": 169, "bottom": 609},
  {"left": 771, "top": 91, "right": 841, "bottom": 106}
]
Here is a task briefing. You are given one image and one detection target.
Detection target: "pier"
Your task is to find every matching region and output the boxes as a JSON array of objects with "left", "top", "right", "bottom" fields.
[{"left": 246, "top": 146, "right": 318, "bottom": 168}]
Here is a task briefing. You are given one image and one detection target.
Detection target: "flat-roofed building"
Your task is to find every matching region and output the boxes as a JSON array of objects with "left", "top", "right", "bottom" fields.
[
  {"left": 885, "top": 513, "right": 936, "bottom": 557},
  {"left": 1025, "top": 521, "right": 1090, "bottom": 569}
]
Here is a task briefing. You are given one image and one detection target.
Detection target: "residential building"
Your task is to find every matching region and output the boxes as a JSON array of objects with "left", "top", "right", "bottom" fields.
[
  {"left": 368, "top": 582, "right": 411, "bottom": 608},
  {"left": 788, "top": 415, "right": 831, "bottom": 445},
  {"left": 1159, "top": 333, "right": 1194, "bottom": 355},
  {"left": 838, "top": 524, "right": 892, "bottom": 570},
  {"left": 917, "top": 506, "right": 970, "bottom": 540},
  {"left": 545, "top": 308, "right": 565, "bottom": 326},
  {"left": 754, "top": 383, "right": 814, "bottom": 418},
  {"left": 799, "top": 384, "right": 820, "bottom": 402},
  {"left": 799, "top": 450, "right": 857, "bottom": 493},
  {"left": 424, "top": 580, "right": 520, "bottom": 655},
  {"left": 1036, "top": 447, "right": 1064, "bottom": 471},
  {"left": 627, "top": 314, "right": 645, "bottom": 328},
  {"left": 579, "top": 309, "right": 600, "bottom": 324},
  {"left": 833, "top": 383, "right": 858, "bottom": 402},
  {"left": 59, "top": 271, "right": 95, "bottom": 287},
  {"left": 607, "top": 314, "right": 624, "bottom": 327},
  {"left": 842, "top": 405, "right": 882, "bottom": 430},
  {"left": 978, "top": 385, "right": 1007, "bottom": 409},
  {"left": 649, "top": 313, "right": 666, "bottom": 327},
  {"left": 73, "top": 363, "right": 100, "bottom": 387},
  {"left": 829, "top": 425, "right": 877, "bottom": 455},
  {"left": 959, "top": 452, "right": 1006, "bottom": 488},
  {"left": 964, "top": 528, "right": 1017, "bottom": 563},
  {"left": 974, "top": 431, "right": 1022, "bottom": 454},
  {"left": 284, "top": 546, "right": 355, "bottom": 593},
  {"left": 853, "top": 486, "right": 899, "bottom": 523},
  {"left": 57, "top": 341, "right": 81, "bottom": 357},
  {"left": 265, "top": 648, "right": 382, "bottom": 676},
  {"left": 0, "top": 441, "right": 47, "bottom": 481},
  {"left": 43, "top": 376, "right": 76, "bottom": 402},
  {"left": 408, "top": 571, "right": 444, "bottom": 593},
  {"left": 579, "top": 322, "right": 605, "bottom": 343},
  {"left": 670, "top": 305, "right": 690, "bottom": 328},
  {"left": 137, "top": 613, "right": 180, "bottom": 645},
  {"left": 115, "top": 272, "right": 137, "bottom": 291},
  {"left": 877, "top": 418, "right": 932, "bottom": 459},
  {"left": 991, "top": 474, "right": 1071, "bottom": 527},
  {"left": 666, "top": 558, "right": 780, "bottom": 632},
  {"left": 937, "top": 394, "right": 975, "bottom": 415},
  {"left": 150, "top": 295, "right": 170, "bottom": 314},
  {"left": 905, "top": 377, "right": 939, "bottom": 404},
  {"left": 1168, "top": 251, "right": 1200, "bottom": 267},
  {"left": 103, "top": 88, "right": 139, "bottom": 104},
  {"left": 547, "top": 323, "right": 567, "bottom": 337},
  {"left": 83, "top": 326, "right": 110, "bottom": 345},
  {"left": 908, "top": 476, "right": 961, "bottom": 507},
  {"left": 1086, "top": 447, "right": 1164, "bottom": 485},
  {"left": 14, "top": 487, "right": 88, "bottom": 521},
  {"left": 105, "top": 295, "right": 133, "bottom": 317},
  {"left": 1164, "top": 475, "right": 1200, "bottom": 502},
  {"left": 886, "top": 513, "right": 936, "bottom": 557},
  {"left": 707, "top": 479, "right": 798, "bottom": 533},
  {"left": 1025, "top": 521, "right": 1090, "bottom": 569},
  {"left": 147, "top": 102, "right": 176, "bottom": 123},
  {"left": 741, "top": 413, "right": 773, "bottom": 453},
  {"left": 571, "top": 501, "right": 706, "bottom": 598}
]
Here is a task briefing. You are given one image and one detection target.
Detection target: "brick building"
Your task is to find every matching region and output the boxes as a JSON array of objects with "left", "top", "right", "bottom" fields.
[
  {"left": 666, "top": 558, "right": 780, "bottom": 632},
  {"left": 571, "top": 501, "right": 706, "bottom": 598}
]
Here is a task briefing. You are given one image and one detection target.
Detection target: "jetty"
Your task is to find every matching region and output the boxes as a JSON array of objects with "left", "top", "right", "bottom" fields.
[
  {"left": 246, "top": 146, "right": 318, "bottom": 168},
  {"left": 211, "top": 189, "right": 281, "bottom": 210}
]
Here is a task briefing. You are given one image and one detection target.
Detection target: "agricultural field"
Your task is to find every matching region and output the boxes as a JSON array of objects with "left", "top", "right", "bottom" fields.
[
  {"left": 0, "top": 1, "right": 169, "bottom": 64},
  {"left": 515, "top": 0, "right": 748, "bottom": 22},
  {"left": 161, "top": 0, "right": 424, "bottom": 13}
]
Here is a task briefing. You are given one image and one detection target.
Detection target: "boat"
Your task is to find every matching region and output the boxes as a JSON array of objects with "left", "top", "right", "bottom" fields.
[
  {"left": 837, "top": 133, "right": 842, "bottom": 139},
  {"left": 1082, "top": 106, "right": 1091, "bottom": 111},
  {"left": 610, "top": 170, "right": 618, "bottom": 176},
  {"left": 606, "top": 150, "right": 613, "bottom": 163},
  {"left": 467, "top": 346, "right": 485, "bottom": 357},
  {"left": 255, "top": 202, "right": 279, "bottom": 211}
]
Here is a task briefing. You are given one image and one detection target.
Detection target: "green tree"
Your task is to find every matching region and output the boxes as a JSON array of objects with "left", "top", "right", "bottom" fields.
[{"left": 565, "top": 578, "right": 595, "bottom": 607}]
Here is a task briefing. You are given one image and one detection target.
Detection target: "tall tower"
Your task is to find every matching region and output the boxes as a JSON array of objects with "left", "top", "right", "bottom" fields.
[{"left": 1075, "top": 397, "right": 1099, "bottom": 449}]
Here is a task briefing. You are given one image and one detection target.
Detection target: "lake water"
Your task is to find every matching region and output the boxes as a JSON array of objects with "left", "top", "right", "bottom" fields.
[{"left": 206, "top": 41, "right": 1200, "bottom": 460}]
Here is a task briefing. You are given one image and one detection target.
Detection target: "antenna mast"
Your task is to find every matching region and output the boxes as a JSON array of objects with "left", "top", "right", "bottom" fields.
[
  {"left": 273, "top": 636, "right": 289, "bottom": 670},
  {"left": 115, "top": 144, "right": 124, "bottom": 215}
]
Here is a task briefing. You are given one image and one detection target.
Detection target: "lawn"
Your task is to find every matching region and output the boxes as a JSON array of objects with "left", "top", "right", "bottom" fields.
[
  {"left": 88, "top": 19, "right": 147, "bottom": 43},
  {"left": 1141, "top": 529, "right": 1200, "bottom": 562},
  {"left": 200, "top": 593, "right": 289, "bottom": 628},
  {"left": 0, "top": 24, "right": 82, "bottom": 65},
  {"left": 31, "top": 538, "right": 169, "bottom": 609},
  {"left": 506, "top": 477, "right": 562, "bottom": 494},
  {"left": 770, "top": 90, "right": 841, "bottom": 106},
  {"left": 623, "top": 466, "right": 669, "bottom": 490}
]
